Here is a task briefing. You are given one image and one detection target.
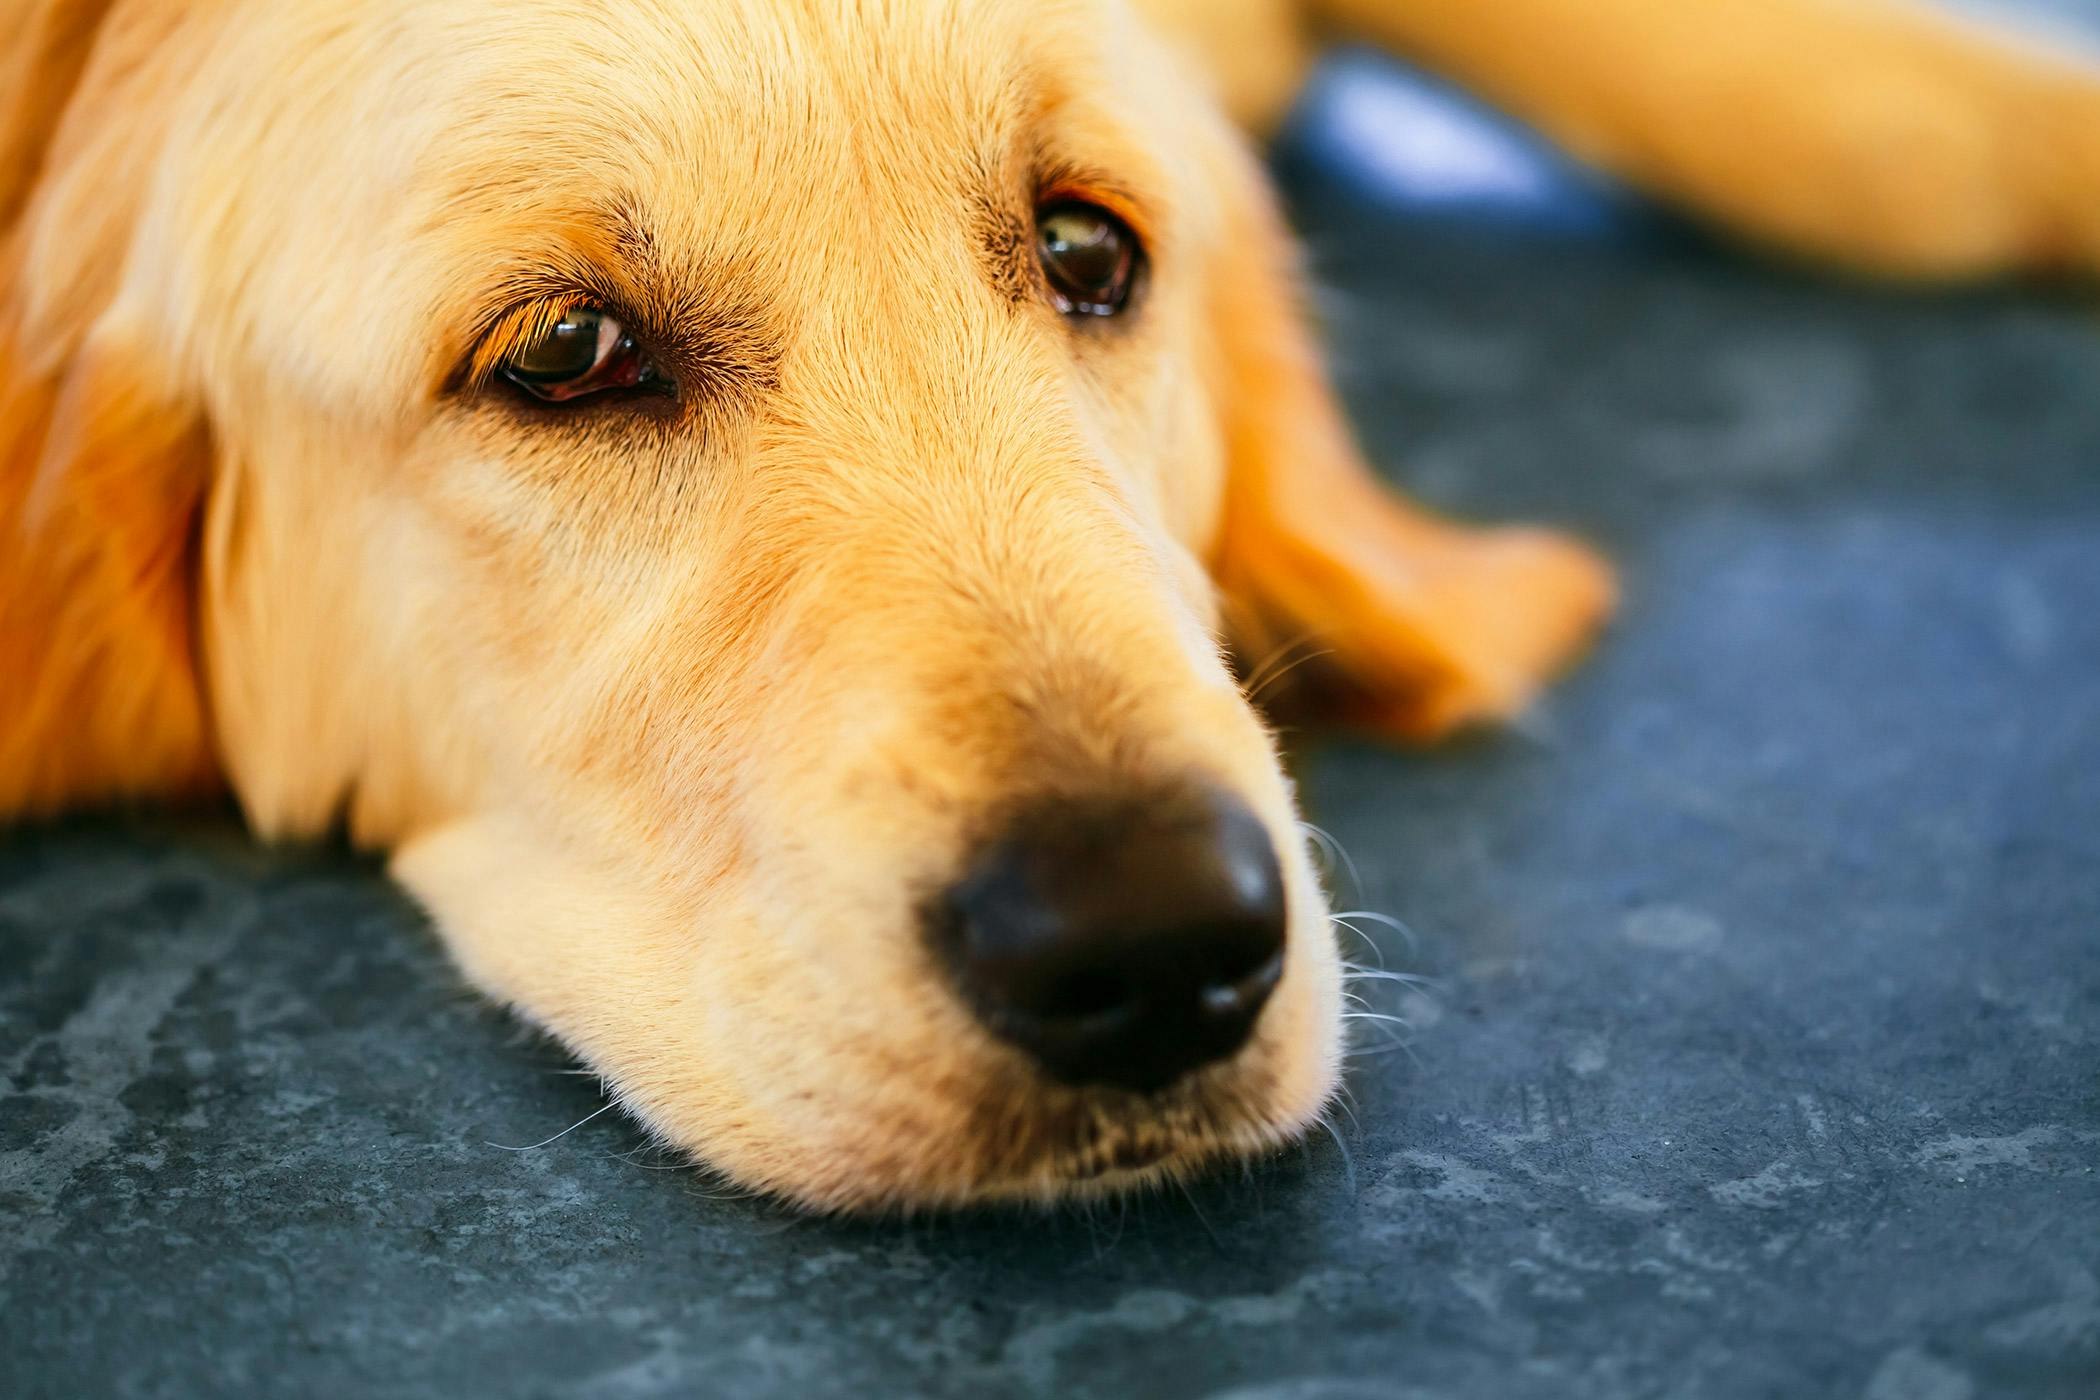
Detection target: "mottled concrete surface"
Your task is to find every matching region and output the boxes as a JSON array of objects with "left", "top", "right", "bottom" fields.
[{"left": 9, "top": 105, "right": 2100, "bottom": 1400}]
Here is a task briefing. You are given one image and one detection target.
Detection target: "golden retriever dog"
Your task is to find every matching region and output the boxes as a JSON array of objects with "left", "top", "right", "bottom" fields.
[{"left": 5, "top": 0, "right": 2097, "bottom": 1211}]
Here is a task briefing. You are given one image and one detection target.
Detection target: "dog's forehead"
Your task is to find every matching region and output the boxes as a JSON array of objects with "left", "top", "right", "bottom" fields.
[
  {"left": 163, "top": 0, "right": 1199, "bottom": 413},
  {"left": 391, "top": 0, "right": 1194, "bottom": 373},
  {"left": 436, "top": 0, "right": 1173, "bottom": 197}
]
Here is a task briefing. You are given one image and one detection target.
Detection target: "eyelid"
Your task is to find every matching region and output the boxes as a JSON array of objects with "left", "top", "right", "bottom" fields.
[
  {"left": 1034, "top": 167, "right": 1155, "bottom": 250},
  {"left": 458, "top": 294, "right": 586, "bottom": 391},
  {"left": 457, "top": 292, "right": 592, "bottom": 392}
]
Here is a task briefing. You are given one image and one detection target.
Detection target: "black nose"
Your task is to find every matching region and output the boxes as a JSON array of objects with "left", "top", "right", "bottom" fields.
[{"left": 937, "top": 787, "right": 1288, "bottom": 1093}]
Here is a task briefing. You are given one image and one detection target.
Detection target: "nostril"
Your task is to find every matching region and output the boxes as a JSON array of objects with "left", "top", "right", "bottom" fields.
[
  {"left": 1201, "top": 945, "right": 1285, "bottom": 1018},
  {"left": 936, "top": 784, "right": 1290, "bottom": 1093}
]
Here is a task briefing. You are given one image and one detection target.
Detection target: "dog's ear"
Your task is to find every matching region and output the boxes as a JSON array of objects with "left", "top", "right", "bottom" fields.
[
  {"left": 1198, "top": 141, "right": 1616, "bottom": 741},
  {"left": 0, "top": 1, "right": 219, "bottom": 817},
  {"left": 0, "top": 1, "right": 118, "bottom": 228},
  {"left": 0, "top": 333, "right": 218, "bottom": 817}
]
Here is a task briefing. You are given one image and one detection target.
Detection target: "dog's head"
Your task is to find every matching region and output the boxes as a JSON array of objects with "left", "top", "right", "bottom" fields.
[{"left": 2, "top": 0, "right": 1610, "bottom": 1208}]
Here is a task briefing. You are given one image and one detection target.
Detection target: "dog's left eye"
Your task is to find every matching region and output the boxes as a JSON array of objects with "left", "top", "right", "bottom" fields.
[
  {"left": 499, "top": 309, "right": 662, "bottom": 403},
  {"left": 1037, "top": 201, "right": 1141, "bottom": 318}
]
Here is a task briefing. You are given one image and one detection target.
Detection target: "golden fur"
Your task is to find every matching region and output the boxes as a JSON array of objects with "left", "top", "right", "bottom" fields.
[{"left": 4, "top": 0, "right": 2094, "bottom": 1210}]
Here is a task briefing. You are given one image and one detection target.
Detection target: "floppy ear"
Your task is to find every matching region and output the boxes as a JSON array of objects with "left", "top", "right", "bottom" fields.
[
  {"left": 1201, "top": 144, "right": 1617, "bottom": 741},
  {"left": 0, "top": 0, "right": 118, "bottom": 228},
  {"left": 0, "top": 0, "right": 219, "bottom": 817},
  {"left": 0, "top": 337, "right": 218, "bottom": 817}
]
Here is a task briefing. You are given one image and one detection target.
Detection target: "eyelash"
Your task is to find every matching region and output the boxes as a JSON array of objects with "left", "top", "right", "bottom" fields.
[{"left": 453, "top": 296, "right": 675, "bottom": 417}]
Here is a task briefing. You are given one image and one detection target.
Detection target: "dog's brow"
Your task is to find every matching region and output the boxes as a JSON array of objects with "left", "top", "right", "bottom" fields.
[
  {"left": 972, "top": 189, "right": 1037, "bottom": 308},
  {"left": 603, "top": 200, "right": 785, "bottom": 403},
  {"left": 451, "top": 199, "right": 785, "bottom": 406}
]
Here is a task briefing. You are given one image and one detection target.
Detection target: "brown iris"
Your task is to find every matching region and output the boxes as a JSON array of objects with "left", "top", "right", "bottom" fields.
[{"left": 1036, "top": 201, "right": 1141, "bottom": 318}]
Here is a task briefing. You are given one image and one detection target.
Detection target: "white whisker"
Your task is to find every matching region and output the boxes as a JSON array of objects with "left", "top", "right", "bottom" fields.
[
  {"left": 1340, "top": 963, "right": 1436, "bottom": 989},
  {"left": 1297, "top": 821, "right": 1363, "bottom": 902},
  {"left": 1315, "top": 1110, "right": 1357, "bottom": 1194},
  {"left": 1341, "top": 1010, "right": 1412, "bottom": 1028},
  {"left": 1326, "top": 921, "right": 1387, "bottom": 971},
  {"left": 1331, "top": 909, "right": 1420, "bottom": 950},
  {"left": 1240, "top": 628, "right": 1331, "bottom": 701},
  {"left": 1348, "top": 1038, "right": 1413, "bottom": 1067},
  {"left": 1330, "top": 1083, "right": 1362, "bottom": 1135},
  {"left": 485, "top": 1100, "right": 617, "bottom": 1152},
  {"left": 1175, "top": 1174, "right": 1223, "bottom": 1247},
  {"left": 1245, "top": 646, "right": 1336, "bottom": 702},
  {"left": 609, "top": 1142, "right": 696, "bottom": 1172}
]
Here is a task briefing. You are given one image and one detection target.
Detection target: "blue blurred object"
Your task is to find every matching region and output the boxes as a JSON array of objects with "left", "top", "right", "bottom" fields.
[{"left": 1275, "top": 47, "right": 1680, "bottom": 247}]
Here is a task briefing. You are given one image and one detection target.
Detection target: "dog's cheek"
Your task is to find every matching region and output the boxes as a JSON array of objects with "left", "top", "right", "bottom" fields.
[
  {"left": 383, "top": 810, "right": 969, "bottom": 1205},
  {"left": 389, "top": 815, "right": 654, "bottom": 1018}
]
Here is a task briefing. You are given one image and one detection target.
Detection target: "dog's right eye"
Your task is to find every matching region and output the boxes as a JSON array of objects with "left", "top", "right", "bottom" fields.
[
  {"left": 498, "top": 309, "right": 663, "bottom": 403},
  {"left": 1036, "top": 201, "right": 1142, "bottom": 319}
]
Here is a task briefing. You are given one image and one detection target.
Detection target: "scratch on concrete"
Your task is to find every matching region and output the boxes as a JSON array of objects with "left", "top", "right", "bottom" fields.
[
  {"left": 0, "top": 865, "right": 249, "bottom": 1293},
  {"left": 1916, "top": 1125, "right": 2093, "bottom": 1175},
  {"left": 1710, "top": 1162, "right": 1824, "bottom": 1209}
]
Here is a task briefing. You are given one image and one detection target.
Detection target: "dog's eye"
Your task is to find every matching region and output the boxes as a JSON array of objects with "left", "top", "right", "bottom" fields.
[
  {"left": 499, "top": 309, "right": 661, "bottom": 403},
  {"left": 1036, "top": 201, "right": 1141, "bottom": 318}
]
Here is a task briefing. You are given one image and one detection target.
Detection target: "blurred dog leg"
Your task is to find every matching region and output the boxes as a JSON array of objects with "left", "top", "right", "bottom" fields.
[{"left": 1310, "top": 0, "right": 2100, "bottom": 279}]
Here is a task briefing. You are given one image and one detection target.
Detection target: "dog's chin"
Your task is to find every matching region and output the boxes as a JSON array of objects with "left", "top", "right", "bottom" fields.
[
  {"left": 580, "top": 1001, "right": 1342, "bottom": 1215},
  {"left": 959, "top": 1089, "right": 1326, "bottom": 1211},
  {"left": 733, "top": 1112, "right": 1324, "bottom": 1217},
  {"left": 945, "top": 1054, "right": 1327, "bottom": 1207},
  {"left": 654, "top": 1034, "right": 1342, "bottom": 1216}
]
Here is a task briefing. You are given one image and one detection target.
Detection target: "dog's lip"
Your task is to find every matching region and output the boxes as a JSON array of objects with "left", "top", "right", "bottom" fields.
[
  {"left": 1064, "top": 1135, "right": 1180, "bottom": 1180},
  {"left": 969, "top": 1140, "right": 1206, "bottom": 1202},
  {"left": 965, "top": 1083, "right": 1300, "bottom": 1201},
  {"left": 965, "top": 1122, "right": 1285, "bottom": 1205}
]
